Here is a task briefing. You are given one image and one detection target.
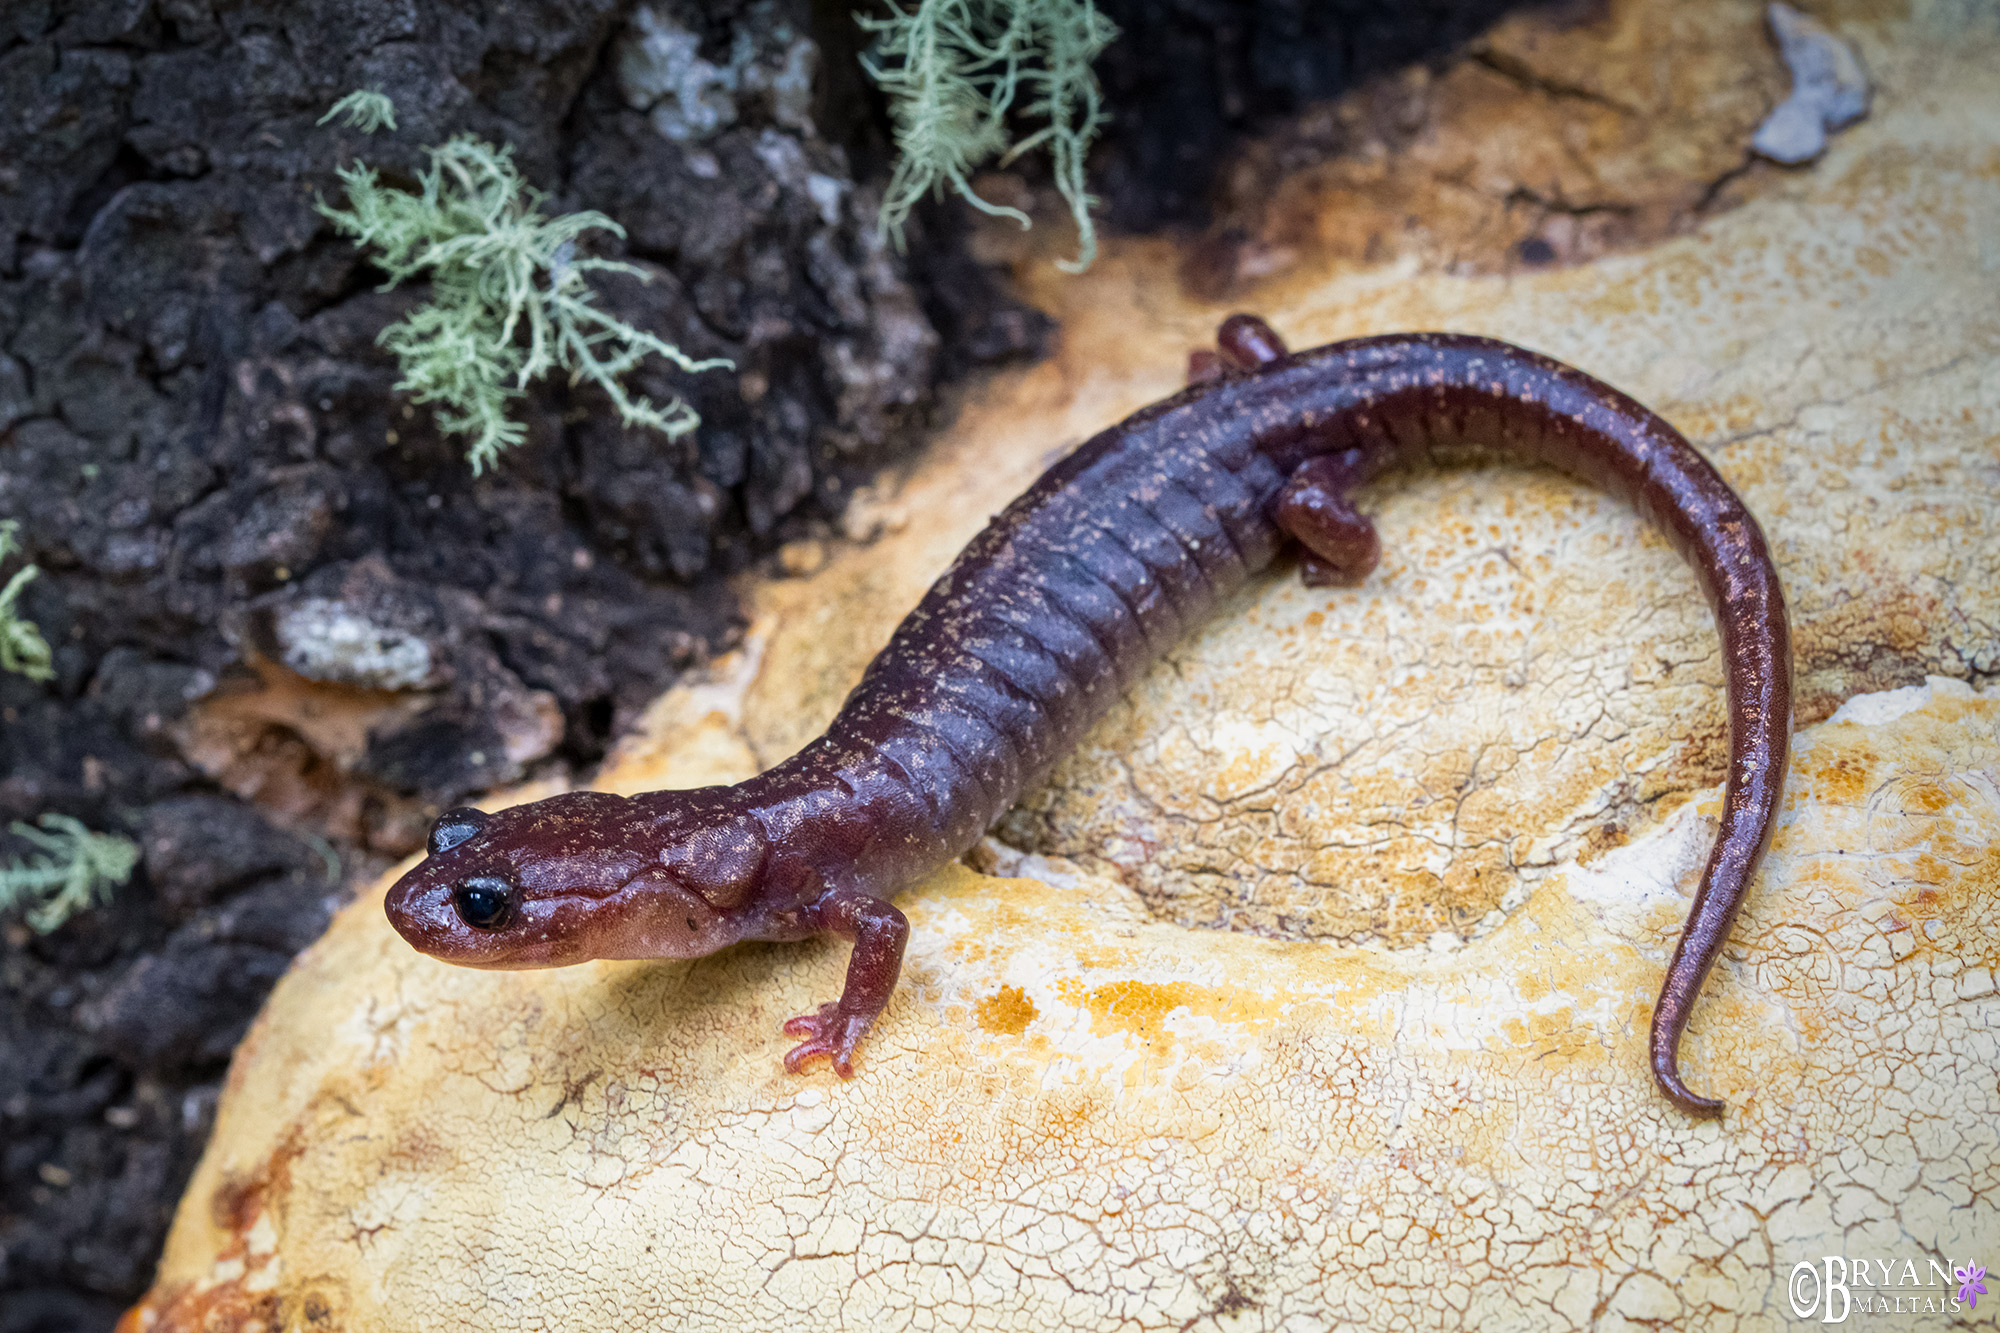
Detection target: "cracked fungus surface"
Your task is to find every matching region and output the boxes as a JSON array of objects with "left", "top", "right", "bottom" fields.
[
  {"left": 134, "top": 13, "right": 2000, "bottom": 1333},
  {"left": 136, "top": 682, "right": 2000, "bottom": 1331}
]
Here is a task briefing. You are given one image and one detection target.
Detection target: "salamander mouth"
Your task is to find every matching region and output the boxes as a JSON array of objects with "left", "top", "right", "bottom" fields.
[{"left": 383, "top": 877, "right": 593, "bottom": 969}]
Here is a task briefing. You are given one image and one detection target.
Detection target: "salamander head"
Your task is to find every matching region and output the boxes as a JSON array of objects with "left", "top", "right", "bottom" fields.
[{"left": 384, "top": 790, "right": 767, "bottom": 969}]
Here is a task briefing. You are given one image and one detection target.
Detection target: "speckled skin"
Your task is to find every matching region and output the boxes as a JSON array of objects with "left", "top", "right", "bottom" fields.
[{"left": 385, "top": 316, "right": 1790, "bottom": 1114}]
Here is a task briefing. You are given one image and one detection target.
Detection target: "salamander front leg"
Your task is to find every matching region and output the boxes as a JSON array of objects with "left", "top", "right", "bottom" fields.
[
  {"left": 1275, "top": 454, "right": 1380, "bottom": 587},
  {"left": 782, "top": 887, "right": 909, "bottom": 1078}
]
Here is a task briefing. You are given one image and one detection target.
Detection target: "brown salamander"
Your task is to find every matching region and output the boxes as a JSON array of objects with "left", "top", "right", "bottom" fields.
[{"left": 385, "top": 315, "right": 1791, "bottom": 1115}]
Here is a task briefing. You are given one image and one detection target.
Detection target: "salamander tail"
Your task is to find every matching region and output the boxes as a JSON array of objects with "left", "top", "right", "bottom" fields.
[{"left": 1650, "top": 996, "right": 1726, "bottom": 1117}]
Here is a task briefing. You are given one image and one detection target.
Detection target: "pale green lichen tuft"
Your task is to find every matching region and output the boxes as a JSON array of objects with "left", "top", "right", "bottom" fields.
[
  {"left": 319, "top": 89, "right": 398, "bottom": 134},
  {"left": 860, "top": 0, "right": 1118, "bottom": 273},
  {"left": 0, "top": 814, "right": 139, "bottom": 934},
  {"left": 317, "top": 101, "right": 732, "bottom": 474},
  {"left": 0, "top": 520, "right": 53, "bottom": 682}
]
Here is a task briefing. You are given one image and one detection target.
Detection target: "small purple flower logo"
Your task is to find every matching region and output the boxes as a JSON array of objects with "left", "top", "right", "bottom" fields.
[{"left": 1958, "top": 1261, "right": 1988, "bottom": 1310}]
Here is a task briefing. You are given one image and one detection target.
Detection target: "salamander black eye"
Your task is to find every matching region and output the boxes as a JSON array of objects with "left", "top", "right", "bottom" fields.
[
  {"left": 452, "top": 876, "right": 515, "bottom": 931},
  {"left": 429, "top": 807, "right": 488, "bottom": 857}
]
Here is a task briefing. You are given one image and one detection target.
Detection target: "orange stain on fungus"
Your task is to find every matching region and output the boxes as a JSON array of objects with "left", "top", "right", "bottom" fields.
[{"left": 975, "top": 985, "right": 1039, "bottom": 1036}]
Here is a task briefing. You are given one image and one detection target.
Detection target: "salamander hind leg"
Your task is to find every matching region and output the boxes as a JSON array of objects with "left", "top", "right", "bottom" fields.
[
  {"left": 1276, "top": 455, "right": 1380, "bottom": 587},
  {"left": 1188, "top": 313, "right": 1291, "bottom": 384},
  {"left": 782, "top": 888, "right": 909, "bottom": 1078},
  {"left": 1217, "top": 313, "right": 1289, "bottom": 368}
]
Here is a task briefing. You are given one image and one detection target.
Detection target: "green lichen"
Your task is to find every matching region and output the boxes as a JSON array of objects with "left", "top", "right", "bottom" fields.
[
  {"left": 317, "top": 104, "right": 731, "bottom": 474},
  {"left": 319, "top": 89, "right": 397, "bottom": 134},
  {"left": 860, "top": 0, "right": 1118, "bottom": 272},
  {"left": 0, "top": 520, "right": 52, "bottom": 682},
  {"left": 0, "top": 814, "right": 139, "bottom": 934}
]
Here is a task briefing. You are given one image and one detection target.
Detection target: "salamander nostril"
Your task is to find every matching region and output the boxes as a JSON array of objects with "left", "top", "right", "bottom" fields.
[{"left": 453, "top": 875, "right": 515, "bottom": 931}]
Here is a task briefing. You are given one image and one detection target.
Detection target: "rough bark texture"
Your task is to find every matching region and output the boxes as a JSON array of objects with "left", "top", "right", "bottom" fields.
[{"left": 0, "top": 0, "right": 1040, "bottom": 1322}]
